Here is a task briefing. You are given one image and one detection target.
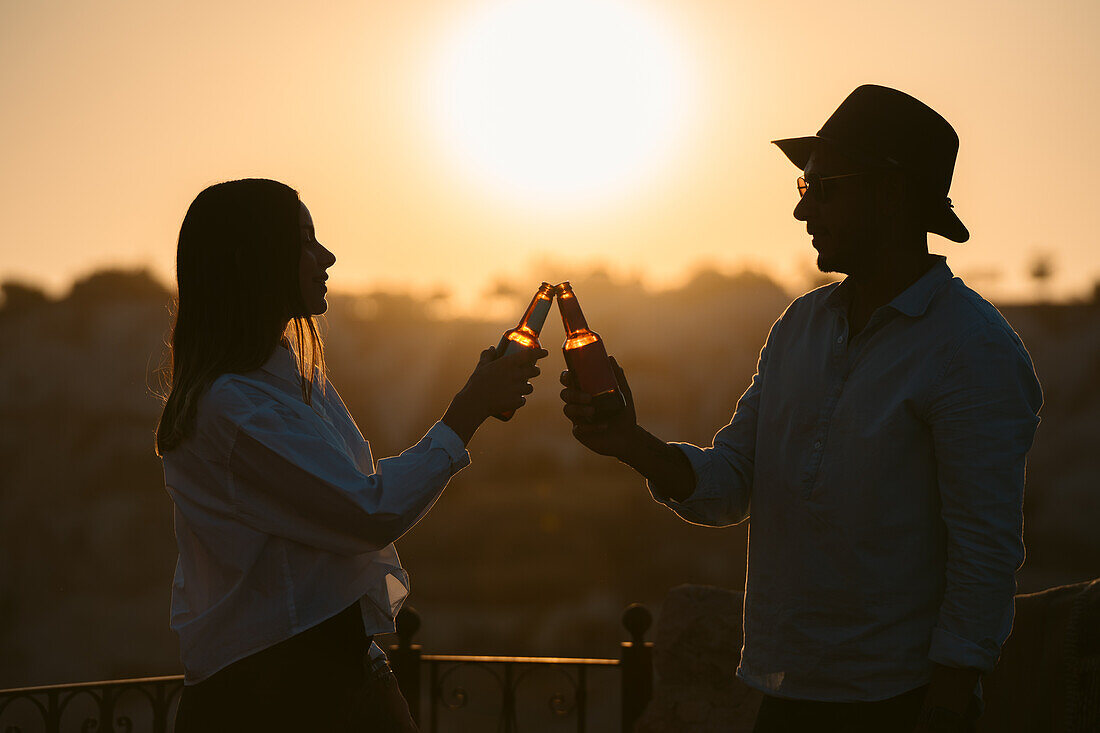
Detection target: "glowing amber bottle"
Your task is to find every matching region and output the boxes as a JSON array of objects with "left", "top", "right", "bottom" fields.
[
  {"left": 556, "top": 282, "right": 625, "bottom": 420},
  {"left": 492, "top": 281, "right": 555, "bottom": 421}
]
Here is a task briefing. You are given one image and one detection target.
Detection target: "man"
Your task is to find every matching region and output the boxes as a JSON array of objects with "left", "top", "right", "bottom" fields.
[{"left": 559, "top": 85, "right": 1042, "bottom": 732}]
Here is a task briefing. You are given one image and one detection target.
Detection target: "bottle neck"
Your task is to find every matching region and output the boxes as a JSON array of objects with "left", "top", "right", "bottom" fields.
[
  {"left": 516, "top": 293, "right": 553, "bottom": 336},
  {"left": 556, "top": 290, "right": 590, "bottom": 335}
]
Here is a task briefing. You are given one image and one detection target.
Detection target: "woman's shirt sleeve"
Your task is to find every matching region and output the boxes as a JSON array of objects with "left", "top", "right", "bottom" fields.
[{"left": 209, "top": 380, "right": 470, "bottom": 556}]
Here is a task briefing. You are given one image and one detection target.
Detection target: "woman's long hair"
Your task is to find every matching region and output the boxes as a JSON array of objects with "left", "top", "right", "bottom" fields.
[{"left": 156, "top": 179, "right": 325, "bottom": 455}]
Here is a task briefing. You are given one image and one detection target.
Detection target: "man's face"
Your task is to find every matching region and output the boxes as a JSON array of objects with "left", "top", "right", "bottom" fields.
[{"left": 793, "top": 145, "right": 880, "bottom": 275}]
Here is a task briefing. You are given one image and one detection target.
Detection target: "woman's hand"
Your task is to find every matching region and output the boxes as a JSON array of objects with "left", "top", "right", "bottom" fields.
[{"left": 443, "top": 345, "right": 548, "bottom": 444}]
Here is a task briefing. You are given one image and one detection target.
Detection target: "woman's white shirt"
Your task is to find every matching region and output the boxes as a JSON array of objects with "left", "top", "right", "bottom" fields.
[{"left": 162, "top": 347, "right": 470, "bottom": 683}]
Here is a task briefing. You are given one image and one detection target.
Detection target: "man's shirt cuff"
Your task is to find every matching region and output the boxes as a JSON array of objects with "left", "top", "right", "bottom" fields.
[
  {"left": 647, "top": 443, "right": 705, "bottom": 506},
  {"left": 929, "top": 626, "right": 1000, "bottom": 672}
]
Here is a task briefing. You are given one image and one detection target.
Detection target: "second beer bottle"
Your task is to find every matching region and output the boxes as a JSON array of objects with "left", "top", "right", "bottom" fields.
[
  {"left": 556, "top": 281, "right": 626, "bottom": 421},
  {"left": 492, "top": 281, "right": 555, "bottom": 421}
]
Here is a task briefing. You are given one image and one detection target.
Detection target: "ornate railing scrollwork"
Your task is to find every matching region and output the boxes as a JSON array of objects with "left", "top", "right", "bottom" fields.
[
  {"left": 419, "top": 655, "right": 614, "bottom": 732},
  {"left": 433, "top": 660, "right": 504, "bottom": 711},
  {"left": 512, "top": 663, "right": 580, "bottom": 716},
  {"left": 0, "top": 676, "right": 183, "bottom": 733}
]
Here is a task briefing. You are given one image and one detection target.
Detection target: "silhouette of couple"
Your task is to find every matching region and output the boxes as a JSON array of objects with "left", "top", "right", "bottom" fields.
[{"left": 159, "top": 86, "right": 1041, "bottom": 733}]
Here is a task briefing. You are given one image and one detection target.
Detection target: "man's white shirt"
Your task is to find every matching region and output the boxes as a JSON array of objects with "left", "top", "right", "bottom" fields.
[{"left": 651, "top": 258, "right": 1042, "bottom": 702}]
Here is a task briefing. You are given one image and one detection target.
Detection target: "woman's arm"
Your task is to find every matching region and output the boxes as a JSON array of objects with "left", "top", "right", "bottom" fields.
[
  {"left": 227, "top": 403, "right": 467, "bottom": 555},
  {"left": 214, "top": 345, "right": 547, "bottom": 555}
]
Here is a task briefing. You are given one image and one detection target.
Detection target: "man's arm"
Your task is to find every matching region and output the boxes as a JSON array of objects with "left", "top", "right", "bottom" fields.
[
  {"left": 560, "top": 317, "right": 781, "bottom": 527},
  {"left": 921, "top": 326, "right": 1042, "bottom": 723},
  {"left": 556, "top": 363, "right": 695, "bottom": 499},
  {"left": 615, "top": 426, "right": 696, "bottom": 502}
]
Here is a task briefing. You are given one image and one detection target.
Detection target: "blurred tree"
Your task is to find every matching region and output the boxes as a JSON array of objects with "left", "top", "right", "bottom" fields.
[
  {"left": 671, "top": 266, "right": 788, "bottom": 305},
  {"left": 357, "top": 291, "right": 436, "bottom": 322},
  {"left": 0, "top": 280, "right": 50, "bottom": 314},
  {"left": 959, "top": 268, "right": 1003, "bottom": 293},
  {"left": 1029, "top": 252, "right": 1055, "bottom": 302},
  {"left": 486, "top": 278, "right": 521, "bottom": 300},
  {"left": 68, "top": 268, "right": 172, "bottom": 304},
  {"left": 481, "top": 278, "right": 527, "bottom": 322}
]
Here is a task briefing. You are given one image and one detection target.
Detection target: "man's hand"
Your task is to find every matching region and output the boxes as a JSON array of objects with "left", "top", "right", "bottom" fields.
[
  {"left": 559, "top": 357, "right": 638, "bottom": 459},
  {"left": 559, "top": 357, "right": 695, "bottom": 500},
  {"left": 913, "top": 664, "right": 980, "bottom": 732},
  {"left": 444, "top": 345, "right": 547, "bottom": 444}
]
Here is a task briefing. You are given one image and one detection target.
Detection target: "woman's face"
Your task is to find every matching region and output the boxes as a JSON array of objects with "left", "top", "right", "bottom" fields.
[{"left": 298, "top": 202, "right": 336, "bottom": 315}]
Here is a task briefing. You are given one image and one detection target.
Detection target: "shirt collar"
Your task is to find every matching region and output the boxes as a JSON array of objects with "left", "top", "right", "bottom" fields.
[
  {"left": 825, "top": 255, "right": 953, "bottom": 319},
  {"left": 260, "top": 345, "right": 303, "bottom": 384},
  {"left": 886, "top": 256, "right": 953, "bottom": 317}
]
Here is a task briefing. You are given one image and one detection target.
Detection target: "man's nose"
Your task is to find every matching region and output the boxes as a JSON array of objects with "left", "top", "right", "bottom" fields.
[{"left": 793, "top": 191, "right": 813, "bottom": 222}]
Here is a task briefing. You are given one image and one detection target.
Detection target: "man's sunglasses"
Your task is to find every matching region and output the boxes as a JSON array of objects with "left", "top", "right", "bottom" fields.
[{"left": 797, "top": 172, "right": 866, "bottom": 202}]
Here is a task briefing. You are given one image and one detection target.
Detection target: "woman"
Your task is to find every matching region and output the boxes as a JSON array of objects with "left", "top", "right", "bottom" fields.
[{"left": 156, "top": 179, "right": 545, "bottom": 732}]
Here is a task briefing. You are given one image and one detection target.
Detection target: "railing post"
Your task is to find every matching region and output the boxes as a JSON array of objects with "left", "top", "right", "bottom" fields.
[
  {"left": 619, "top": 603, "right": 653, "bottom": 733},
  {"left": 99, "top": 685, "right": 118, "bottom": 733},
  {"left": 48, "top": 689, "right": 61, "bottom": 733},
  {"left": 388, "top": 606, "right": 423, "bottom": 725}
]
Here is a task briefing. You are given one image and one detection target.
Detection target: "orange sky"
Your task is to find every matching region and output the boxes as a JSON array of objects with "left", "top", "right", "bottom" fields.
[{"left": 2, "top": 0, "right": 1097, "bottom": 307}]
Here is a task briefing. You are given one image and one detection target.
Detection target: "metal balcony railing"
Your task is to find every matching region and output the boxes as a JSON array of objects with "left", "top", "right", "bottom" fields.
[
  {"left": 0, "top": 675, "right": 183, "bottom": 733},
  {"left": 0, "top": 604, "right": 653, "bottom": 733}
]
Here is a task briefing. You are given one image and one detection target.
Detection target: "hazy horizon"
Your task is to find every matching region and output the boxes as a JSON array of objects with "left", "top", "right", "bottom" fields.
[{"left": 2, "top": 254, "right": 1097, "bottom": 691}]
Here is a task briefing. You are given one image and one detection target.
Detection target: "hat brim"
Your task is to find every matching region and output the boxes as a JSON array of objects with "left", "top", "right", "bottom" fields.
[
  {"left": 928, "top": 206, "right": 969, "bottom": 243},
  {"left": 771, "top": 136, "right": 818, "bottom": 170},
  {"left": 772, "top": 135, "right": 899, "bottom": 171},
  {"left": 771, "top": 136, "right": 969, "bottom": 243}
]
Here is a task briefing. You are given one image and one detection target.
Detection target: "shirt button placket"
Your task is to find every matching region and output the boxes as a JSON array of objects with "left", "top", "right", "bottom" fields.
[{"left": 807, "top": 328, "right": 847, "bottom": 498}]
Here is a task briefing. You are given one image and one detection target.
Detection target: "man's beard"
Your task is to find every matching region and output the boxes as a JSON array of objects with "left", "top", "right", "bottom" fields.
[
  {"left": 816, "top": 250, "right": 850, "bottom": 275},
  {"left": 814, "top": 231, "right": 867, "bottom": 276}
]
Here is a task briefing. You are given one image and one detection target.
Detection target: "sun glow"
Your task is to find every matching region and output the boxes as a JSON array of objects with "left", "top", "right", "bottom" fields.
[{"left": 427, "top": 0, "right": 696, "bottom": 210}]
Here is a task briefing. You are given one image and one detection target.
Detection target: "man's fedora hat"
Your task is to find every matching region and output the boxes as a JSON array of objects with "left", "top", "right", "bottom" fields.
[{"left": 772, "top": 84, "right": 969, "bottom": 243}]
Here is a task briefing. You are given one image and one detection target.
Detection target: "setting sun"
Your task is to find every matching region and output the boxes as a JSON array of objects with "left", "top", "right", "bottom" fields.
[{"left": 425, "top": 0, "right": 696, "bottom": 210}]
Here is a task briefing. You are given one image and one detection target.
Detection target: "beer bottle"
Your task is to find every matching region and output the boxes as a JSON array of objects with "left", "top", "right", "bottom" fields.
[
  {"left": 555, "top": 281, "right": 626, "bottom": 420},
  {"left": 492, "top": 281, "right": 555, "bottom": 421}
]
